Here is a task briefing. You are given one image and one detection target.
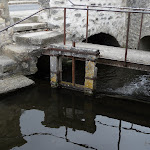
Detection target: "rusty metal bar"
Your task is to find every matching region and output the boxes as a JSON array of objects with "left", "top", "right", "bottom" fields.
[
  {"left": 86, "top": 6, "right": 89, "bottom": 43},
  {"left": 68, "top": 0, "right": 150, "bottom": 12},
  {"left": 125, "top": 12, "right": 131, "bottom": 66},
  {"left": 1, "top": 6, "right": 150, "bottom": 33},
  {"left": 72, "top": 57, "right": 75, "bottom": 86},
  {"left": 72, "top": 42, "right": 76, "bottom": 86},
  {"left": 137, "top": 13, "right": 144, "bottom": 49},
  {"left": 64, "top": 8, "right": 66, "bottom": 45},
  {"left": 72, "top": 41, "right": 76, "bottom": 47},
  {"left": 60, "top": 81, "right": 84, "bottom": 91},
  {"left": 97, "top": 58, "right": 150, "bottom": 72}
]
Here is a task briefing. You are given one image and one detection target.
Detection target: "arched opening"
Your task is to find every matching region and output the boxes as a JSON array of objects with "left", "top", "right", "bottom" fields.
[
  {"left": 35, "top": 55, "right": 50, "bottom": 79},
  {"left": 139, "top": 36, "right": 150, "bottom": 51},
  {"left": 83, "top": 33, "right": 120, "bottom": 47}
]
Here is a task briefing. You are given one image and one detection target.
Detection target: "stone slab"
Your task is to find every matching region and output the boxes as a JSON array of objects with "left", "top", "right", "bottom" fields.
[
  {"left": 10, "top": 10, "right": 39, "bottom": 24},
  {"left": 9, "top": 1, "right": 38, "bottom": 5},
  {"left": 12, "top": 15, "right": 39, "bottom": 24},
  {"left": 64, "top": 42, "right": 150, "bottom": 66},
  {"left": 3, "top": 44, "right": 41, "bottom": 61},
  {"left": 15, "top": 31, "right": 64, "bottom": 46},
  {"left": 0, "top": 56, "right": 17, "bottom": 73},
  {"left": 0, "top": 75, "right": 34, "bottom": 94},
  {"left": 13, "top": 23, "right": 47, "bottom": 32},
  {"left": 3, "top": 44, "right": 42, "bottom": 75}
]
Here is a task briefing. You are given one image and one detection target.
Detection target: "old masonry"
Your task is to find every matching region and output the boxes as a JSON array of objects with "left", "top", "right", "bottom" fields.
[{"left": 1, "top": 0, "right": 150, "bottom": 95}]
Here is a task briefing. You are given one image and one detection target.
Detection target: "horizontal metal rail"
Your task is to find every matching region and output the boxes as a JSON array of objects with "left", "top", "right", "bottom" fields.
[
  {"left": 68, "top": 0, "right": 150, "bottom": 12},
  {"left": 1, "top": 5, "right": 149, "bottom": 67},
  {"left": 1, "top": 6, "right": 150, "bottom": 33}
]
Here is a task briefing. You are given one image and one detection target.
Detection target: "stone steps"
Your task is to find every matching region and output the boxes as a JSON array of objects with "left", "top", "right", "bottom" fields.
[
  {"left": 0, "top": 56, "right": 17, "bottom": 75},
  {"left": 10, "top": 10, "right": 39, "bottom": 24},
  {"left": 15, "top": 31, "right": 64, "bottom": 46},
  {"left": 13, "top": 23, "right": 47, "bottom": 32},
  {"left": 0, "top": 75, "right": 34, "bottom": 95},
  {"left": 12, "top": 15, "right": 39, "bottom": 24}
]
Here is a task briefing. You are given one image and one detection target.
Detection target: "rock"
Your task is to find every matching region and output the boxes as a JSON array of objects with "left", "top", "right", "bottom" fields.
[{"left": 0, "top": 75, "right": 34, "bottom": 94}]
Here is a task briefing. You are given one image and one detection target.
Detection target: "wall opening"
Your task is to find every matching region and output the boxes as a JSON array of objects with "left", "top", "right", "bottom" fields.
[
  {"left": 139, "top": 36, "right": 150, "bottom": 51},
  {"left": 62, "top": 57, "right": 72, "bottom": 83},
  {"left": 83, "top": 33, "right": 120, "bottom": 47},
  {"left": 62, "top": 57, "right": 85, "bottom": 85},
  {"left": 75, "top": 60, "right": 85, "bottom": 85},
  {"left": 36, "top": 55, "right": 50, "bottom": 79}
]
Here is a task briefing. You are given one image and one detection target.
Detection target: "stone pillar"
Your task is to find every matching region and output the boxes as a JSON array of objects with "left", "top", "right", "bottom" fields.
[
  {"left": 50, "top": 56, "right": 62, "bottom": 88},
  {"left": 0, "top": 0, "right": 12, "bottom": 48},
  {"left": 84, "top": 61, "right": 97, "bottom": 95}
]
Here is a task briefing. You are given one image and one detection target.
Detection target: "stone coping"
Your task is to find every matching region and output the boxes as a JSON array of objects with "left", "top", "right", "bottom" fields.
[{"left": 8, "top": 1, "right": 38, "bottom": 5}]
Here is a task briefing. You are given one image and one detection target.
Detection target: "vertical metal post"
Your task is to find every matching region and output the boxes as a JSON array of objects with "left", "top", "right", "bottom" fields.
[
  {"left": 72, "top": 41, "right": 76, "bottom": 47},
  {"left": 125, "top": 12, "right": 131, "bottom": 66},
  {"left": 86, "top": 6, "right": 89, "bottom": 43},
  {"left": 64, "top": 8, "right": 66, "bottom": 45},
  {"left": 72, "top": 42, "right": 76, "bottom": 86},
  {"left": 137, "top": 13, "right": 144, "bottom": 49}
]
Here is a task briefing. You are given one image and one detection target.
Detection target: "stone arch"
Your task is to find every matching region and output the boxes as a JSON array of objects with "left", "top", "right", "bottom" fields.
[
  {"left": 83, "top": 32, "right": 120, "bottom": 47},
  {"left": 139, "top": 36, "right": 150, "bottom": 51}
]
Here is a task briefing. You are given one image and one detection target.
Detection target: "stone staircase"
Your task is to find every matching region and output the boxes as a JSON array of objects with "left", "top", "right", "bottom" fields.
[{"left": 0, "top": 14, "right": 64, "bottom": 94}]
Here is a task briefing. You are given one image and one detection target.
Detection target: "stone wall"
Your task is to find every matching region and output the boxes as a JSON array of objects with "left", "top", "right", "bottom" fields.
[
  {"left": 127, "top": 0, "right": 150, "bottom": 49},
  {"left": 48, "top": 0, "right": 150, "bottom": 49},
  {"left": 0, "top": 0, "right": 12, "bottom": 50},
  {"left": 38, "top": 0, "right": 50, "bottom": 22},
  {"left": 50, "top": 0, "right": 127, "bottom": 47}
]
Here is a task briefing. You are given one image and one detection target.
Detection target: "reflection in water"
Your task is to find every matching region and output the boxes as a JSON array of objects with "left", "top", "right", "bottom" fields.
[{"left": 0, "top": 79, "right": 150, "bottom": 150}]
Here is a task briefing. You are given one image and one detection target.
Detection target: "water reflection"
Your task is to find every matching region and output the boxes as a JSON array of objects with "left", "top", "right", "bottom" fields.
[{"left": 0, "top": 80, "right": 150, "bottom": 150}]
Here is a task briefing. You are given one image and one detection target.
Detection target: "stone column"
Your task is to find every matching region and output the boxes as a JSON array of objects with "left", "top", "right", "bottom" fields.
[
  {"left": 0, "top": 0, "right": 12, "bottom": 48},
  {"left": 50, "top": 56, "right": 62, "bottom": 88},
  {"left": 84, "top": 61, "right": 97, "bottom": 95}
]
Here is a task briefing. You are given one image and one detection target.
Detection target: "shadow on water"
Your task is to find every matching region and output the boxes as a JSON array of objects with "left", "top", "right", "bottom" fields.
[{"left": 1, "top": 78, "right": 150, "bottom": 150}]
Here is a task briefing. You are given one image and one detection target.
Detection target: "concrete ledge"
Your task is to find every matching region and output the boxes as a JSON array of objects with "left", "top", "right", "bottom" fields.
[
  {"left": 9, "top": 1, "right": 38, "bottom": 5},
  {"left": 44, "top": 43, "right": 100, "bottom": 60},
  {"left": 13, "top": 23, "right": 47, "bottom": 32},
  {"left": 0, "top": 56, "right": 17, "bottom": 74},
  {"left": 0, "top": 75, "right": 34, "bottom": 94},
  {"left": 15, "top": 31, "right": 64, "bottom": 46},
  {"left": 65, "top": 42, "right": 150, "bottom": 66}
]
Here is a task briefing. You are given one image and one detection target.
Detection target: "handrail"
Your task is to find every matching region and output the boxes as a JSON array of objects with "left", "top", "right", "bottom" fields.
[
  {"left": 1, "top": 6, "right": 150, "bottom": 33},
  {"left": 1, "top": 5, "right": 150, "bottom": 66},
  {"left": 68, "top": 0, "right": 150, "bottom": 12},
  {"left": 0, "top": 8, "right": 48, "bottom": 33}
]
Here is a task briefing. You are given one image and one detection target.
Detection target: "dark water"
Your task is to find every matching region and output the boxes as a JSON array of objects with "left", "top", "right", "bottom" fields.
[
  {"left": 1, "top": 64, "right": 150, "bottom": 150},
  {"left": 96, "top": 64, "right": 150, "bottom": 101}
]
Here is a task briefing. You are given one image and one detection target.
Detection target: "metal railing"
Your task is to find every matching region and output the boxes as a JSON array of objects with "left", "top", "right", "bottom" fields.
[{"left": 1, "top": 5, "right": 150, "bottom": 65}]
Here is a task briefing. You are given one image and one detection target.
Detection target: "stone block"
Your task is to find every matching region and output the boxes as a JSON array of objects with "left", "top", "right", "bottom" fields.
[{"left": 15, "top": 31, "right": 64, "bottom": 47}]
